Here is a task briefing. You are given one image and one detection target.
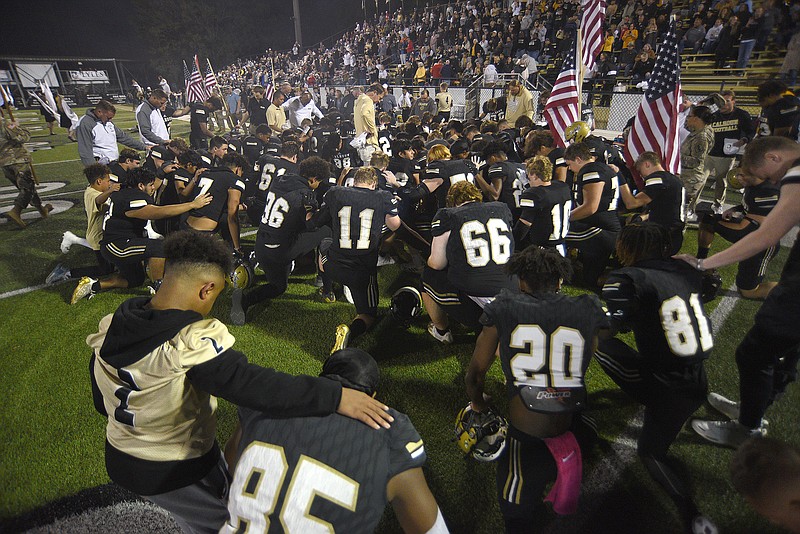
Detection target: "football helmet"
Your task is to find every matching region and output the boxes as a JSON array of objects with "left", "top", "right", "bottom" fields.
[
  {"left": 390, "top": 286, "right": 423, "bottom": 327},
  {"left": 565, "top": 121, "right": 590, "bottom": 144},
  {"left": 228, "top": 252, "right": 255, "bottom": 289},
  {"left": 454, "top": 404, "right": 508, "bottom": 462},
  {"left": 701, "top": 269, "right": 723, "bottom": 303},
  {"left": 726, "top": 167, "right": 744, "bottom": 190}
]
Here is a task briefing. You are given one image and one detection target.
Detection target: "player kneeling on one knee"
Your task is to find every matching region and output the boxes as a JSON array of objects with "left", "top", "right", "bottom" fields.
[
  {"left": 223, "top": 348, "right": 449, "bottom": 534},
  {"left": 465, "top": 246, "right": 607, "bottom": 531}
]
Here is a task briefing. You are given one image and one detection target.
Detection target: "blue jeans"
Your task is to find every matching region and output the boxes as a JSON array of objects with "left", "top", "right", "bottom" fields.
[{"left": 736, "top": 39, "right": 756, "bottom": 70}]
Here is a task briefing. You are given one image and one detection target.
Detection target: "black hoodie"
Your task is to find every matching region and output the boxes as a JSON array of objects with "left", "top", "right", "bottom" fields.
[{"left": 89, "top": 297, "right": 341, "bottom": 495}]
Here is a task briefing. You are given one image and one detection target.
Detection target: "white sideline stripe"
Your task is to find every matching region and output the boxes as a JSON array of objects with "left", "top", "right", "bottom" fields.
[
  {"left": 21, "top": 500, "right": 181, "bottom": 534},
  {"left": 0, "top": 283, "right": 49, "bottom": 300},
  {"left": 36, "top": 158, "right": 81, "bottom": 165}
]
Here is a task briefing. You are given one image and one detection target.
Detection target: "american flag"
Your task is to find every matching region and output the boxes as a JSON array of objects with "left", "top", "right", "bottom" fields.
[
  {"left": 204, "top": 58, "right": 218, "bottom": 94},
  {"left": 543, "top": 37, "right": 582, "bottom": 148},
  {"left": 624, "top": 22, "right": 682, "bottom": 186},
  {"left": 185, "top": 55, "right": 207, "bottom": 103},
  {"left": 263, "top": 59, "right": 276, "bottom": 101},
  {"left": 580, "top": 0, "right": 607, "bottom": 71}
]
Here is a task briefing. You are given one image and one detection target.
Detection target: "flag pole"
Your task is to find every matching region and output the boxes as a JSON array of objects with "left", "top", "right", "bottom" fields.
[{"left": 576, "top": 29, "right": 583, "bottom": 119}]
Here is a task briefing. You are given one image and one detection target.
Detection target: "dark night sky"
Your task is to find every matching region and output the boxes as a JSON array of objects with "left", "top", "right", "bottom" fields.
[{"left": 1, "top": 0, "right": 366, "bottom": 61}]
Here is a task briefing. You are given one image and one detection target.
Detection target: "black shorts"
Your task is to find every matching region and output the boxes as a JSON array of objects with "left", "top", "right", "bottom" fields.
[
  {"left": 101, "top": 238, "right": 164, "bottom": 287},
  {"left": 421, "top": 265, "right": 483, "bottom": 329},
  {"left": 320, "top": 238, "right": 379, "bottom": 316},
  {"left": 497, "top": 415, "right": 597, "bottom": 532},
  {"left": 565, "top": 221, "right": 618, "bottom": 258},
  {"left": 702, "top": 215, "right": 779, "bottom": 290},
  {"left": 257, "top": 227, "right": 330, "bottom": 288}
]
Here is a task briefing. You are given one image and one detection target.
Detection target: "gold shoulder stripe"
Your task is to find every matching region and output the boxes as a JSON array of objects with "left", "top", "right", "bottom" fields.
[
  {"left": 405, "top": 439, "right": 424, "bottom": 454},
  {"left": 583, "top": 172, "right": 601, "bottom": 180},
  {"left": 129, "top": 199, "right": 148, "bottom": 208}
]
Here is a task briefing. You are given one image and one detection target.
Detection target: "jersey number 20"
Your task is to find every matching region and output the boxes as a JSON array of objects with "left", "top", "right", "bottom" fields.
[{"left": 509, "top": 325, "right": 585, "bottom": 388}]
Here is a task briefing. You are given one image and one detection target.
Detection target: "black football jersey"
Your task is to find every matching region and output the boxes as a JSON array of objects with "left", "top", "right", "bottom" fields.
[
  {"left": 425, "top": 159, "right": 477, "bottom": 210},
  {"left": 102, "top": 187, "right": 151, "bottom": 242},
  {"left": 377, "top": 126, "right": 395, "bottom": 157},
  {"left": 223, "top": 407, "right": 425, "bottom": 534},
  {"left": 252, "top": 156, "right": 298, "bottom": 201},
  {"left": 547, "top": 147, "right": 568, "bottom": 181},
  {"left": 387, "top": 156, "right": 417, "bottom": 187},
  {"left": 432, "top": 201, "right": 516, "bottom": 297},
  {"left": 258, "top": 174, "right": 313, "bottom": 252},
  {"left": 241, "top": 136, "right": 265, "bottom": 165},
  {"left": 518, "top": 181, "right": 573, "bottom": 247},
  {"left": 642, "top": 170, "right": 685, "bottom": 230},
  {"left": 742, "top": 180, "right": 780, "bottom": 217},
  {"left": 602, "top": 259, "right": 714, "bottom": 368},
  {"left": 574, "top": 161, "right": 621, "bottom": 231},
  {"left": 155, "top": 169, "right": 181, "bottom": 207},
  {"left": 107, "top": 162, "right": 128, "bottom": 184},
  {"left": 188, "top": 167, "right": 246, "bottom": 223},
  {"left": 325, "top": 186, "right": 398, "bottom": 257},
  {"left": 481, "top": 290, "right": 608, "bottom": 401},
  {"left": 189, "top": 103, "right": 208, "bottom": 133},
  {"left": 331, "top": 147, "right": 360, "bottom": 172},
  {"left": 487, "top": 160, "right": 527, "bottom": 218}
]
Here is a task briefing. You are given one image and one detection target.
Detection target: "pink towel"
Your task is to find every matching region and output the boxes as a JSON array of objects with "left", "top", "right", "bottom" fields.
[{"left": 543, "top": 431, "right": 582, "bottom": 515}]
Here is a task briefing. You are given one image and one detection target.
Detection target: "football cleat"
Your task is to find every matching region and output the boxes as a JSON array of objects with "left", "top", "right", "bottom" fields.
[
  {"left": 691, "top": 419, "right": 767, "bottom": 449},
  {"left": 564, "top": 120, "right": 590, "bottom": 144},
  {"left": 318, "top": 288, "right": 336, "bottom": 303},
  {"left": 60, "top": 231, "right": 82, "bottom": 254},
  {"left": 228, "top": 253, "right": 256, "bottom": 289},
  {"left": 390, "top": 286, "right": 423, "bottom": 327},
  {"left": 427, "top": 323, "right": 453, "bottom": 344},
  {"left": 46, "top": 263, "right": 71, "bottom": 285},
  {"left": 331, "top": 324, "right": 350, "bottom": 354},
  {"left": 71, "top": 277, "right": 97, "bottom": 304},
  {"left": 230, "top": 288, "right": 246, "bottom": 326},
  {"left": 454, "top": 404, "right": 508, "bottom": 462}
]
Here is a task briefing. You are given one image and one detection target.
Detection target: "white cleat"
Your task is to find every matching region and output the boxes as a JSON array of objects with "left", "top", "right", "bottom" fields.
[
  {"left": 427, "top": 323, "right": 453, "bottom": 344},
  {"left": 691, "top": 419, "right": 767, "bottom": 448}
]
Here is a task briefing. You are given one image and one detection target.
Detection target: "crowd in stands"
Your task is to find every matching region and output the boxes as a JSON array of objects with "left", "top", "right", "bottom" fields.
[{"left": 213, "top": 0, "right": 800, "bottom": 91}]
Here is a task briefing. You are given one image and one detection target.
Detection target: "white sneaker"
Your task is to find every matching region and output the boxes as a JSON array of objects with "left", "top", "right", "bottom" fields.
[
  {"left": 706, "top": 393, "right": 769, "bottom": 427},
  {"left": 145, "top": 221, "right": 163, "bottom": 240},
  {"left": 427, "top": 323, "right": 453, "bottom": 344},
  {"left": 60, "top": 231, "right": 80, "bottom": 254},
  {"left": 691, "top": 515, "right": 718, "bottom": 534},
  {"left": 46, "top": 263, "right": 71, "bottom": 285},
  {"left": 377, "top": 254, "right": 396, "bottom": 266},
  {"left": 71, "top": 277, "right": 97, "bottom": 304},
  {"left": 691, "top": 419, "right": 767, "bottom": 448},
  {"left": 343, "top": 285, "right": 354, "bottom": 304},
  {"left": 706, "top": 392, "right": 740, "bottom": 420}
]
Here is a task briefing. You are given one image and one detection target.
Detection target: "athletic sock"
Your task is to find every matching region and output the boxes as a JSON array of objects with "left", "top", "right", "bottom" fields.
[
  {"left": 349, "top": 318, "right": 368, "bottom": 339},
  {"left": 697, "top": 247, "right": 710, "bottom": 259},
  {"left": 91, "top": 281, "right": 102, "bottom": 293}
]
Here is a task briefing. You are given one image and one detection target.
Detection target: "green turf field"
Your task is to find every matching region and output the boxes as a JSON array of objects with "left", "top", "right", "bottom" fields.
[{"left": 1, "top": 107, "right": 798, "bottom": 533}]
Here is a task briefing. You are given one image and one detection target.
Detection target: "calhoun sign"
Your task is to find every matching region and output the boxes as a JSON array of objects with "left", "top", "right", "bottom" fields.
[{"left": 68, "top": 70, "right": 110, "bottom": 82}]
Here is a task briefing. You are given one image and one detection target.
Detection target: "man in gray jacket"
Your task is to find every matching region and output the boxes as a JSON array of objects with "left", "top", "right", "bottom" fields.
[
  {"left": 136, "top": 89, "right": 170, "bottom": 147},
  {"left": 77, "top": 100, "right": 145, "bottom": 166}
]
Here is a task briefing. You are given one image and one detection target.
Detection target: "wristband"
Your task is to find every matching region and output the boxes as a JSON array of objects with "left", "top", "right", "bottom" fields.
[{"left": 696, "top": 258, "right": 706, "bottom": 271}]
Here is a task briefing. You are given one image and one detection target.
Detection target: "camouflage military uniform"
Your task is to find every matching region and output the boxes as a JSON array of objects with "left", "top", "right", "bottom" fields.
[
  {"left": 1, "top": 116, "right": 47, "bottom": 227},
  {"left": 679, "top": 124, "right": 714, "bottom": 215}
]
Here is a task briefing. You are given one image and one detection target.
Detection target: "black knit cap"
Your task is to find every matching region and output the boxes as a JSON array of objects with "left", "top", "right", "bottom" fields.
[{"left": 322, "top": 348, "right": 380, "bottom": 395}]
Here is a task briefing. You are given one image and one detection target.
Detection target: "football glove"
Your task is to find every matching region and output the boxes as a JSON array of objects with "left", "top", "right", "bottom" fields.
[{"left": 454, "top": 404, "right": 508, "bottom": 462}]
